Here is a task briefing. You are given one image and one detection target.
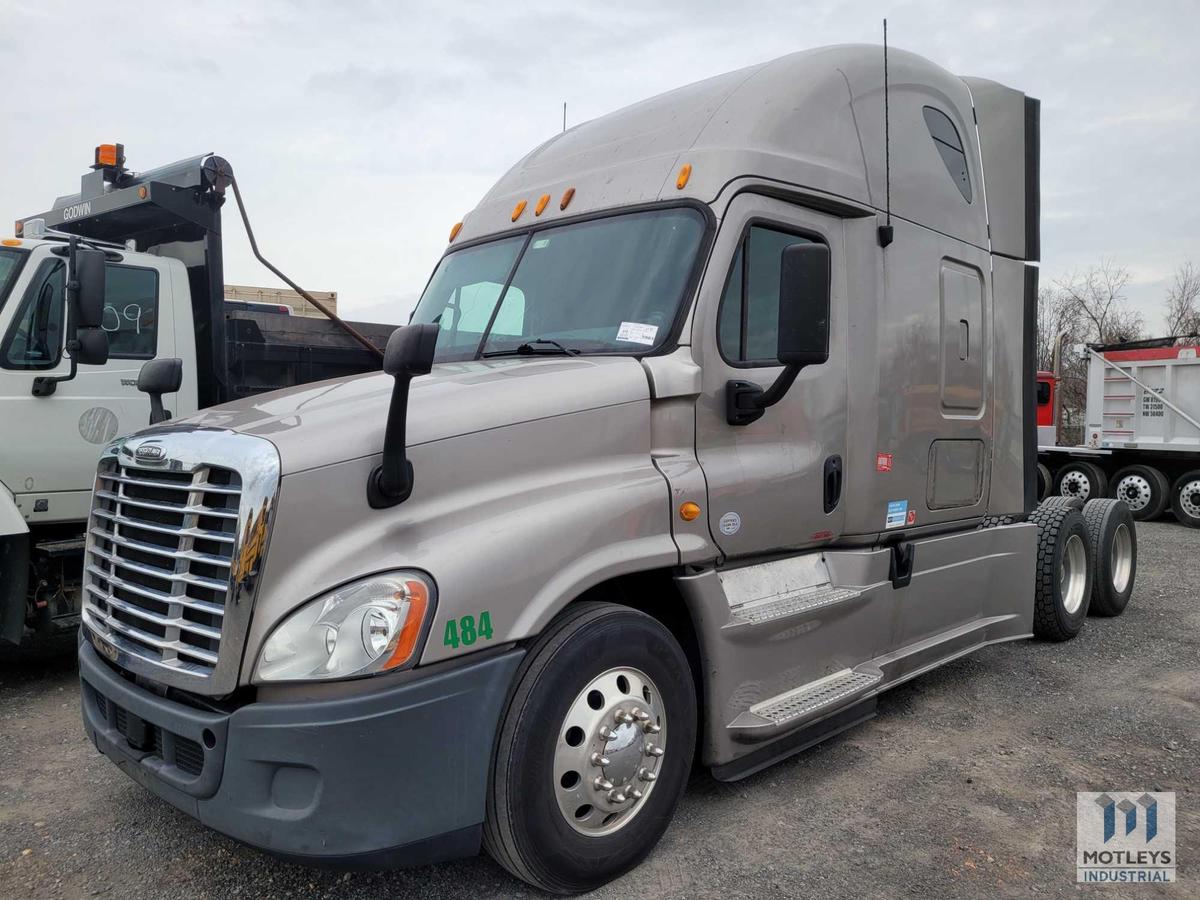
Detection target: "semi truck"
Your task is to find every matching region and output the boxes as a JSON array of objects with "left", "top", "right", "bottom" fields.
[
  {"left": 0, "top": 151, "right": 396, "bottom": 654},
  {"left": 75, "top": 45, "right": 1138, "bottom": 893},
  {"left": 1037, "top": 336, "right": 1200, "bottom": 526}
]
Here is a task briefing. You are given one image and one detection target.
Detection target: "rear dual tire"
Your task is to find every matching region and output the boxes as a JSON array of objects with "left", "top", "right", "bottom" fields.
[
  {"left": 1054, "top": 461, "right": 1108, "bottom": 504},
  {"left": 1082, "top": 499, "right": 1136, "bottom": 616},
  {"left": 1170, "top": 470, "right": 1200, "bottom": 528},
  {"left": 1109, "top": 465, "right": 1169, "bottom": 521},
  {"left": 1030, "top": 502, "right": 1092, "bottom": 641}
]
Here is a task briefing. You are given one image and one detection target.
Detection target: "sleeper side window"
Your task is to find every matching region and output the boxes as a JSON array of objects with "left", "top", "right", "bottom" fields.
[
  {"left": 718, "top": 226, "right": 815, "bottom": 365},
  {"left": 923, "top": 106, "right": 972, "bottom": 203}
]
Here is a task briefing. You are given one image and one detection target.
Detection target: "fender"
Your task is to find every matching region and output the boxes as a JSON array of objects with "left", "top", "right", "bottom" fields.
[{"left": 0, "top": 482, "right": 31, "bottom": 645}]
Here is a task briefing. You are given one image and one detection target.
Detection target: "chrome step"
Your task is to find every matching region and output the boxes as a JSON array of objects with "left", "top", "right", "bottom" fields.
[
  {"left": 729, "top": 584, "right": 862, "bottom": 626},
  {"left": 728, "top": 666, "right": 883, "bottom": 738}
]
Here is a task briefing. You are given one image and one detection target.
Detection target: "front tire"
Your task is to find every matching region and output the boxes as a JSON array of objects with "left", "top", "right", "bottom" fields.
[
  {"left": 1082, "top": 499, "right": 1137, "bottom": 616},
  {"left": 1170, "top": 470, "right": 1200, "bottom": 528},
  {"left": 1030, "top": 503, "right": 1092, "bottom": 640},
  {"left": 1109, "top": 465, "right": 1169, "bottom": 521},
  {"left": 484, "top": 602, "right": 696, "bottom": 894}
]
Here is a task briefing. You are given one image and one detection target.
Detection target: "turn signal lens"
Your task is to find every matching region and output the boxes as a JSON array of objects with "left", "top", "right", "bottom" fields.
[
  {"left": 511, "top": 200, "right": 527, "bottom": 222},
  {"left": 449, "top": 221, "right": 464, "bottom": 242},
  {"left": 535, "top": 194, "right": 550, "bottom": 216},
  {"left": 560, "top": 187, "right": 575, "bottom": 211},
  {"left": 679, "top": 502, "right": 702, "bottom": 522},
  {"left": 676, "top": 163, "right": 692, "bottom": 190}
]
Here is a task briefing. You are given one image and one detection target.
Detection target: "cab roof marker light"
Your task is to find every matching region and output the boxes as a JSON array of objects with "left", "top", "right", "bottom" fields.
[
  {"left": 449, "top": 221, "right": 464, "bottom": 242},
  {"left": 535, "top": 194, "right": 550, "bottom": 216},
  {"left": 13, "top": 220, "right": 22, "bottom": 237},
  {"left": 676, "top": 163, "right": 692, "bottom": 190},
  {"left": 559, "top": 187, "right": 575, "bottom": 211},
  {"left": 511, "top": 200, "right": 527, "bottom": 222},
  {"left": 1, "top": 239, "right": 20, "bottom": 247}
]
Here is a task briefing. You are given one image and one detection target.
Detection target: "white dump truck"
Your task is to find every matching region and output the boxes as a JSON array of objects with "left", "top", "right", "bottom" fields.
[
  {"left": 0, "top": 149, "right": 396, "bottom": 654},
  {"left": 74, "top": 45, "right": 1137, "bottom": 893},
  {"left": 1037, "top": 336, "right": 1200, "bottom": 525}
]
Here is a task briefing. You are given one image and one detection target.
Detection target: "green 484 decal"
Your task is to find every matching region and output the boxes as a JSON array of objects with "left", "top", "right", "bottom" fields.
[{"left": 443, "top": 610, "right": 494, "bottom": 648}]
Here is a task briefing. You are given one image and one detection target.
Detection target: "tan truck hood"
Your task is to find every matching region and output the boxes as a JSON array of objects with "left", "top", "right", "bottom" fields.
[{"left": 176, "top": 356, "right": 651, "bottom": 474}]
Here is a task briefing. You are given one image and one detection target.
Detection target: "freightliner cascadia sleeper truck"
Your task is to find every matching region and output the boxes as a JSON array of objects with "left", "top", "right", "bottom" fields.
[{"left": 74, "top": 45, "right": 1138, "bottom": 893}]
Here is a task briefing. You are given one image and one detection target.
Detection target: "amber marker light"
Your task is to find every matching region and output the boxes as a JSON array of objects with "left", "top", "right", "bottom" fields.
[
  {"left": 676, "top": 163, "right": 692, "bottom": 190},
  {"left": 95, "top": 143, "right": 120, "bottom": 167},
  {"left": 560, "top": 187, "right": 575, "bottom": 210},
  {"left": 137, "top": 186, "right": 148, "bottom": 200},
  {"left": 535, "top": 194, "right": 550, "bottom": 216},
  {"left": 679, "top": 502, "right": 702, "bottom": 522},
  {"left": 14, "top": 220, "right": 23, "bottom": 237},
  {"left": 383, "top": 579, "right": 430, "bottom": 671},
  {"left": 1, "top": 239, "right": 20, "bottom": 247},
  {"left": 511, "top": 200, "right": 528, "bottom": 222},
  {"left": 449, "top": 221, "right": 464, "bottom": 242}
]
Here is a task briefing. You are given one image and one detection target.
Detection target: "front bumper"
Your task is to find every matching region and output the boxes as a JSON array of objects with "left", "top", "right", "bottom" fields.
[{"left": 79, "top": 636, "right": 524, "bottom": 867}]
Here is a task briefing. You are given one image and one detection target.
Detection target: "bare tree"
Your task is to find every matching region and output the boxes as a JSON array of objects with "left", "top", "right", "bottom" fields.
[
  {"left": 1054, "top": 260, "right": 1143, "bottom": 346},
  {"left": 1164, "top": 261, "right": 1200, "bottom": 337}
]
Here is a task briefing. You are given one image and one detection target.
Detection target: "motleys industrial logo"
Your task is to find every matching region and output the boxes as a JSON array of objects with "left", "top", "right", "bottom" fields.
[{"left": 1077, "top": 792, "right": 1176, "bottom": 883}]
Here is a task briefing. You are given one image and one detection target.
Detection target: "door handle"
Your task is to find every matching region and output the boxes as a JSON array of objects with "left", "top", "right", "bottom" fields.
[{"left": 823, "top": 454, "right": 843, "bottom": 514}]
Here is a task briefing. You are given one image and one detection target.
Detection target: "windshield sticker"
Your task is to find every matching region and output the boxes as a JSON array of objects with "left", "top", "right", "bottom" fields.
[
  {"left": 616, "top": 321, "right": 658, "bottom": 345},
  {"left": 885, "top": 500, "right": 908, "bottom": 529},
  {"left": 532, "top": 238, "right": 550, "bottom": 249}
]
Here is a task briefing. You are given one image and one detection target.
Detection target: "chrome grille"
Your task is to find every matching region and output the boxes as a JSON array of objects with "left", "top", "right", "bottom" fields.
[{"left": 83, "top": 461, "right": 242, "bottom": 676}]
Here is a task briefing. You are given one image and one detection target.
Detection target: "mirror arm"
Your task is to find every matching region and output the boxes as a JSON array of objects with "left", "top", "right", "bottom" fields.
[
  {"left": 725, "top": 364, "right": 801, "bottom": 426},
  {"left": 368, "top": 375, "right": 415, "bottom": 508},
  {"left": 147, "top": 392, "right": 170, "bottom": 425}
]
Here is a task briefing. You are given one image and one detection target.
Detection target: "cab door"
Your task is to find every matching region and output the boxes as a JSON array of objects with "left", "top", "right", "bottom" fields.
[
  {"left": 692, "top": 194, "right": 848, "bottom": 557},
  {"left": 0, "top": 252, "right": 178, "bottom": 521}
]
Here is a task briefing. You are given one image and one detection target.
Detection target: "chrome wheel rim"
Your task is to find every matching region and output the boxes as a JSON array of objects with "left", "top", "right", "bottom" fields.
[
  {"left": 1111, "top": 523, "right": 1133, "bottom": 593},
  {"left": 1180, "top": 479, "right": 1200, "bottom": 519},
  {"left": 1061, "top": 533, "right": 1087, "bottom": 614},
  {"left": 553, "top": 666, "right": 666, "bottom": 836},
  {"left": 1060, "top": 470, "right": 1093, "bottom": 501},
  {"left": 1116, "top": 474, "right": 1152, "bottom": 512}
]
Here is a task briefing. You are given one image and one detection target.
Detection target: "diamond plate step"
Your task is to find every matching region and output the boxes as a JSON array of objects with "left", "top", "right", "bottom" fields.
[
  {"left": 729, "top": 584, "right": 863, "bottom": 626},
  {"left": 728, "top": 666, "right": 883, "bottom": 738}
]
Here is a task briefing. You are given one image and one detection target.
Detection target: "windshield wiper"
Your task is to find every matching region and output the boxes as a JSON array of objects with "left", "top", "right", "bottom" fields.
[{"left": 482, "top": 338, "right": 581, "bottom": 358}]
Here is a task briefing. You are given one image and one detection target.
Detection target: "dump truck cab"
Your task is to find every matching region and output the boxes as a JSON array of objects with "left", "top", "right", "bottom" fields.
[{"left": 74, "top": 45, "right": 1136, "bottom": 894}]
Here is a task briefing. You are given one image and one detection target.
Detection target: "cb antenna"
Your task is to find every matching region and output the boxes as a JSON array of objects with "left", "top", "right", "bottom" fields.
[
  {"left": 878, "top": 18, "right": 894, "bottom": 248},
  {"left": 563, "top": 102, "right": 567, "bottom": 133}
]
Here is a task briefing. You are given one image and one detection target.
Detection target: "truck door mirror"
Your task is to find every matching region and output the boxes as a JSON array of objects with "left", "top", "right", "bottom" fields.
[
  {"left": 137, "top": 357, "right": 183, "bottom": 424},
  {"left": 76, "top": 328, "right": 109, "bottom": 366},
  {"left": 726, "top": 242, "right": 831, "bottom": 426},
  {"left": 367, "top": 323, "right": 440, "bottom": 508},
  {"left": 777, "top": 243, "right": 831, "bottom": 367},
  {"left": 73, "top": 246, "right": 107, "bottom": 329}
]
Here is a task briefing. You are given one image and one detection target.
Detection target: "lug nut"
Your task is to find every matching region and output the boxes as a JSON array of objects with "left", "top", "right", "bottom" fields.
[
  {"left": 638, "top": 768, "right": 657, "bottom": 782},
  {"left": 614, "top": 708, "right": 634, "bottom": 725},
  {"left": 645, "top": 742, "right": 664, "bottom": 758},
  {"left": 633, "top": 708, "right": 650, "bottom": 722},
  {"left": 593, "top": 776, "right": 613, "bottom": 791},
  {"left": 609, "top": 790, "right": 628, "bottom": 804},
  {"left": 598, "top": 725, "right": 613, "bottom": 740},
  {"left": 643, "top": 721, "right": 661, "bottom": 734},
  {"left": 630, "top": 788, "right": 644, "bottom": 800},
  {"left": 590, "top": 751, "right": 611, "bottom": 767}
]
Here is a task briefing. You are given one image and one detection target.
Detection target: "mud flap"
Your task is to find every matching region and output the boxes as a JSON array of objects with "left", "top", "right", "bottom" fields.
[{"left": 0, "top": 533, "right": 31, "bottom": 645}]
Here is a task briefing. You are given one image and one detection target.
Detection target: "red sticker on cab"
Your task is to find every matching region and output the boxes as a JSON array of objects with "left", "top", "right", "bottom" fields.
[
  {"left": 876, "top": 453, "right": 893, "bottom": 472},
  {"left": 906, "top": 509, "right": 917, "bottom": 525}
]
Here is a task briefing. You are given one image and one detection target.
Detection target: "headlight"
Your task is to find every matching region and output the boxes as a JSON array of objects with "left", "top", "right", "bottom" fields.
[{"left": 254, "top": 572, "right": 433, "bottom": 682}]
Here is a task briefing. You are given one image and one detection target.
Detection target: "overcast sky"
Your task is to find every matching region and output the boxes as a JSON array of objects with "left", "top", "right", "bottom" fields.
[{"left": 2, "top": 0, "right": 1197, "bottom": 330}]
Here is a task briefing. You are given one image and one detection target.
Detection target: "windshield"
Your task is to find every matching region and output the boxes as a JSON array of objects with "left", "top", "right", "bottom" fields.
[
  {"left": 0, "top": 248, "right": 28, "bottom": 315},
  {"left": 410, "top": 207, "right": 706, "bottom": 361}
]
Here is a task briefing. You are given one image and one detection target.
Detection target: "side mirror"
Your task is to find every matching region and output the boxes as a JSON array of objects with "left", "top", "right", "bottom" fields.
[
  {"left": 73, "top": 247, "right": 107, "bottom": 329},
  {"left": 777, "top": 243, "right": 831, "bottom": 367},
  {"left": 137, "top": 357, "right": 183, "bottom": 424},
  {"left": 367, "top": 324, "right": 440, "bottom": 508},
  {"left": 76, "top": 328, "right": 109, "bottom": 366},
  {"left": 726, "top": 242, "right": 831, "bottom": 426}
]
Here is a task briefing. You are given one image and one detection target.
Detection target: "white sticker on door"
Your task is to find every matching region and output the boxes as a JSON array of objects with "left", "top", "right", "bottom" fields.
[
  {"left": 616, "top": 321, "right": 659, "bottom": 345},
  {"left": 718, "top": 512, "right": 742, "bottom": 535},
  {"left": 885, "top": 500, "right": 908, "bottom": 529}
]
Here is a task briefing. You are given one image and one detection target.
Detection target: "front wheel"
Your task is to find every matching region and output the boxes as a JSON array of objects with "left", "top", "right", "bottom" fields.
[
  {"left": 484, "top": 602, "right": 696, "bottom": 894},
  {"left": 1170, "top": 470, "right": 1200, "bottom": 528}
]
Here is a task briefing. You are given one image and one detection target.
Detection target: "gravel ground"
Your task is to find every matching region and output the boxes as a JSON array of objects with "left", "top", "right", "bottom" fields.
[{"left": 1, "top": 520, "right": 1196, "bottom": 899}]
